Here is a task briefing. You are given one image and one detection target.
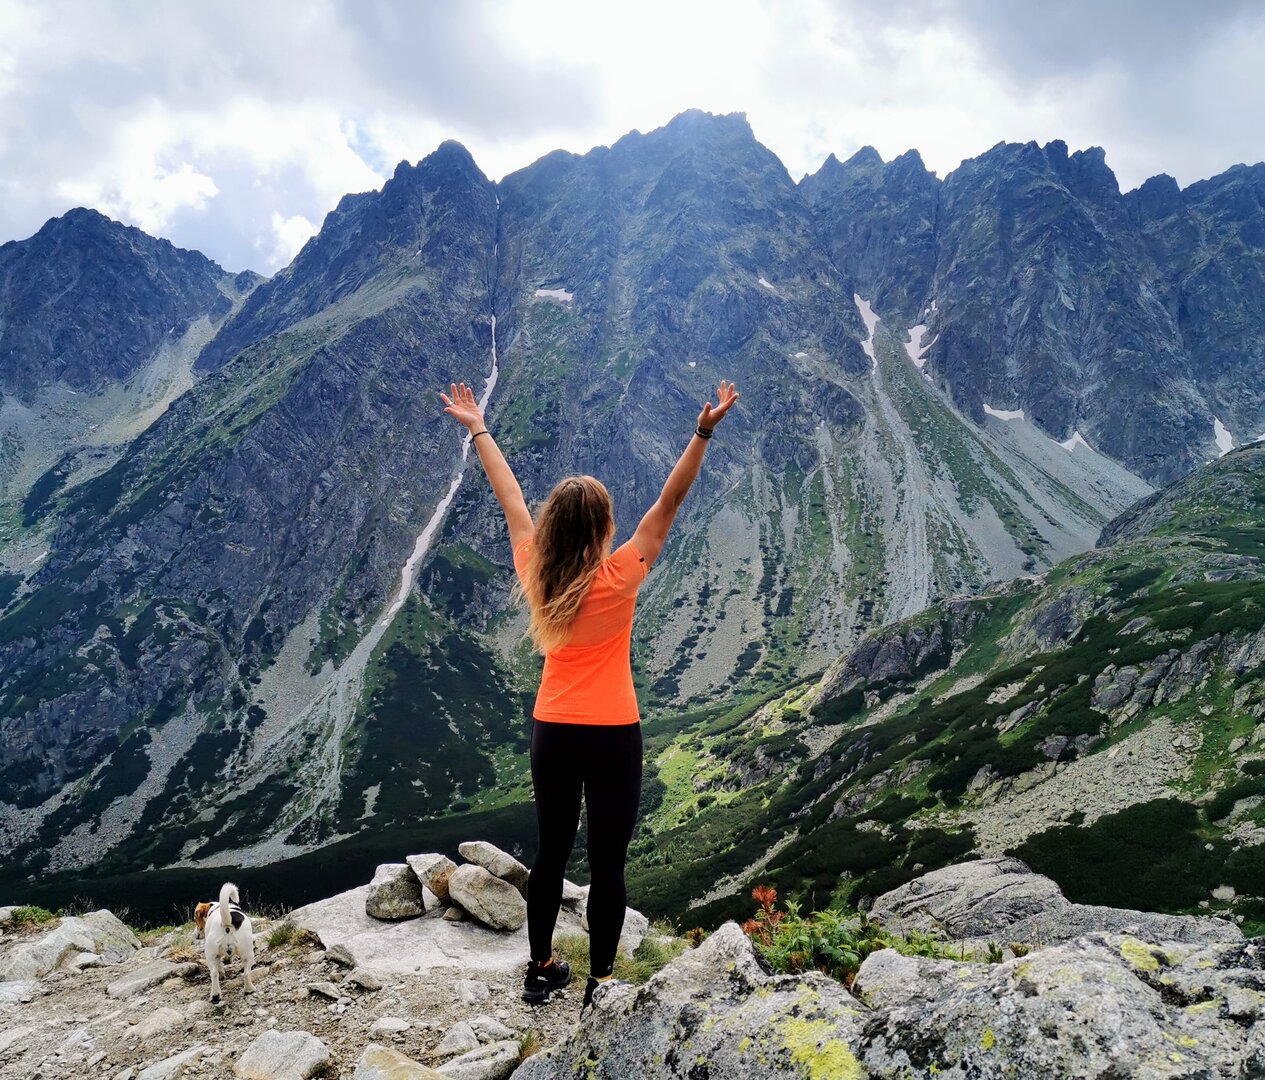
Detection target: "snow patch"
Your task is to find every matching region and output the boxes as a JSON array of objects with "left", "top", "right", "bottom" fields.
[
  {"left": 903, "top": 324, "right": 936, "bottom": 369},
  {"left": 534, "top": 287, "right": 573, "bottom": 302},
  {"left": 758, "top": 277, "right": 777, "bottom": 292},
  {"left": 1214, "top": 416, "right": 1235, "bottom": 457},
  {"left": 853, "top": 295, "right": 879, "bottom": 372},
  {"left": 1058, "top": 431, "right": 1094, "bottom": 453},
  {"left": 793, "top": 351, "right": 808, "bottom": 358},
  {"left": 983, "top": 403, "right": 1025, "bottom": 422}
]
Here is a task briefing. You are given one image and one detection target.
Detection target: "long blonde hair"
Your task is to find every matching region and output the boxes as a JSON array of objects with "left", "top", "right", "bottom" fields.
[{"left": 517, "top": 475, "right": 615, "bottom": 653}]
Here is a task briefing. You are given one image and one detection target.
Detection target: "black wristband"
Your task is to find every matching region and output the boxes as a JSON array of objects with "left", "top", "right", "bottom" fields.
[
  {"left": 472, "top": 430, "right": 491, "bottom": 440},
  {"left": 695, "top": 425, "right": 714, "bottom": 440}
]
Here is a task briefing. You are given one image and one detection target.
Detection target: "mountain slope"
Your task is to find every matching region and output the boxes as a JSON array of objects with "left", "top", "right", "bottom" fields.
[
  {"left": 0, "top": 209, "right": 257, "bottom": 595},
  {"left": 627, "top": 445, "right": 1265, "bottom": 929},
  {"left": 13, "top": 112, "right": 1265, "bottom": 886}
]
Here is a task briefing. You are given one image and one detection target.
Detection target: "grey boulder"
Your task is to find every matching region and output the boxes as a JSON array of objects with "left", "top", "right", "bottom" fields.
[
  {"left": 853, "top": 932, "right": 1264, "bottom": 1077},
  {"left": 458, "top": 842, "right": 530, "bottom": 895},
  {"left": 366, "top": 863, "right": 429, "bottom": 920},
  {"left": 0, "top": 910, "right": 140, "bottom": 981},
  {"left": 354, "top": 1043, "right": 446, "bottom": 1078},
  {"left": 233, "top": 1029, "right": 332, "bottom": 1079},
  {"left": 447, "top": 865, "right": 527, "bottom": 932},
  {"left": 407, "top": 853, "right": 458, "bottom": 903},
  {"left": 436, "top": 1040, "right": 521, "bottom": 1080},
  {"left": 512, "top": 922, "right": 867, "bottom": 1079},
  {"left": 436, "top": 1020, "right": 481, "bottom": 1055},
  {"left": 870, "top": 856, "right": 1241, "bottom": 949},
  {"left": 136, "top": 1045, "right": 210, "bottom": 1080}
]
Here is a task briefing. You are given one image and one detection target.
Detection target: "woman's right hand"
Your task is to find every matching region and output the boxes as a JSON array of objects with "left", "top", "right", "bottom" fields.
[
  {"left": 440, "top": 382, "right": 485, "bottom": 431},
  {"left": 698, "top": 380, "right": 740, "bottom": 431}
]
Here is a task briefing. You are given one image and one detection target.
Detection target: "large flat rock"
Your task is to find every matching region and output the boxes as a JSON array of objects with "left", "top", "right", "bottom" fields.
[{"left": 289, "top": 885, "right": 583, "bottom": 975}]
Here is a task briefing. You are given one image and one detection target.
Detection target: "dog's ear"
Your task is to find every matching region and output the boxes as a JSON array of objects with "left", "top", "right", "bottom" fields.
[{"left": 193, "top": 903, "right": 211, "bottom": 932}]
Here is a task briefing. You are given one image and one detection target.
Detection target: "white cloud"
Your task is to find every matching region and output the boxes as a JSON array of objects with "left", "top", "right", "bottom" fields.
[
  {"left": 268, "top": 211, "right": 319, "bottom": 268},
  {"left": 0, "top": 0, "right": 1261, "bottom": 272}
]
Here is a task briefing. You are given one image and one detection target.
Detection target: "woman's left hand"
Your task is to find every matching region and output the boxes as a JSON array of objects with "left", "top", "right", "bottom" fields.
[{"left": 440, "top": 382, "right": 484, "bottom": 431}]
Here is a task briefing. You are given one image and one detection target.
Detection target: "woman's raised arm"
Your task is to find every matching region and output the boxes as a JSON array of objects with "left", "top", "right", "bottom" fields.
[
  {"left": 439, "top": 382, "right": 534, "bottom": 549},
  {"left": 631, "top": 379, "right": 740, "bottom": 566}
]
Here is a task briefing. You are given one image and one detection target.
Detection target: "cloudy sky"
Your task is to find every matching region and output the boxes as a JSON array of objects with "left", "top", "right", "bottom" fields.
[{"left": 2, "top": 0, "right": 1261, "bottom": 274}]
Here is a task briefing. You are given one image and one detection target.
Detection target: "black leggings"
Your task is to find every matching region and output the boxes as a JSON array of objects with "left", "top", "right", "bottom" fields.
[{"left": 527, "top": 719, "right": 643, "bottom": 977}]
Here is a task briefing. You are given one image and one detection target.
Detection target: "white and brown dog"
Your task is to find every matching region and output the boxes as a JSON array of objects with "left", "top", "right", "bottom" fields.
[{"left": 193, "top": 883, "right": 255, "bottom": 1003}]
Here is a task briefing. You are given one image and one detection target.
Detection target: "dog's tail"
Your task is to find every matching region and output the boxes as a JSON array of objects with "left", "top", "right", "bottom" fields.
[{"left": 219, "top": 882, "right": 239, "bottom": 932}]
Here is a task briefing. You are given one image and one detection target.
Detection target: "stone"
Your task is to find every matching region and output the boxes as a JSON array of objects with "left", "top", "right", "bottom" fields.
[
  {"left": 455, "top": 979, "right": 491, "bottom": 1006},
  {"left": 446, "top": 866, "right": 527, "bottom": 932},
  {"left": 136, "top": 1045, "right": 210, "bottom": 1080},
  {"left": 369, "top": 1016, "right": 412, "bottom": 1036},
  {"left": 289, "top": 884, "right": 579, "bottom": 975},
  {"left": 468, "top": 1015, "right": 515, "bottom": 1043},
  {"left": 870, "top": 857, "right": 1241, "bottom": 950},
  {"left": 307, "top": 981, "right": 342, "bottom": 1000},
  {"left": 0, "top": 980, "right": 36, "bottom": 1004},
  {"left": 0, "top": 1026, "right": 34, "bottom": 1055},
  {"left": 442, "top": 907, "right": 465, "bottom": 922},
  {"left": 560, "top": 880, "right": 585, "bottom": 907},
  {"left": 406, "top": 853, "right": 458, "bottom": 903},
  {"left": 0, "top": 906, "right": 15, "bottom": 927},
  {"left": 435, "top": 1040, "right": 521, "bottom": 1080},
  {"left": 513, "top": 923, "right": 867, "bottom": 1079},
  {"left": 345, "top": 967, "right": 384, "bottom": 990},
  {"left": 132, "top": 1006, "right": 187, "bottom": 1041},
  {"left": 68, "top": 950, "right": 105, "bottom": 970},
  {"left": 435, "top": 1020, "right": 480, "bottom": 1055},
  {"left": 853, "top": 932, "right": 1258, "bottom": 1077},
  {"left": 354, "top": 1043, "right": 446, "bottom": 1079},
  {"left": 325, "top": 943, "right": 355, "bottom": 968},
  {"left": 233, "top": 1030, "right": 332, "bottom": 1079},
  {"left": 457, "top": 842, "right": 530, "bottom": 895},
  {"left": 0, "top": 910, "right": 141, "bottom": 981},
  {"left": 366, "top": 864, "right": 429, "bottom": 920},
  {"left": 1213, "top": 884, "right": 1237, "bottom": 902},
  {"left": 107, "top": 961, "right": 201, "bottom": 999}
]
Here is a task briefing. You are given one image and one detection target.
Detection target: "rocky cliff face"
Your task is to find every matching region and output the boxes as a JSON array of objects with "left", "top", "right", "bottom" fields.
[
  {"left": 3, "top": 111, "right": 1264, "bottom": 886},
  {"left": 803, "top": 141, "right": 1265, "bottom": 483}
]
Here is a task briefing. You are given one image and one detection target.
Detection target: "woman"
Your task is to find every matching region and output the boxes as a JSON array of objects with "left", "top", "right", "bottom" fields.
[{"left": 439, "top": 377, "right": 740, "bottom": 1009}]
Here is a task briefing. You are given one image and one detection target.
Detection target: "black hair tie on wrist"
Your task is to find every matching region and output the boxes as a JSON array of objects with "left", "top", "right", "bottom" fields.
[
  {"left": 695, "top": 425, "right": 714, "bottom": 440},
  {"left": 472, "top": 430, "right": 490, "bottom": 440}
]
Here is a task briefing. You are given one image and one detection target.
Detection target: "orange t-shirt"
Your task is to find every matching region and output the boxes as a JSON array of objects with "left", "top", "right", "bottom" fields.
[{"left": 513, "top": 536, "right": 647, "bottom": 725}]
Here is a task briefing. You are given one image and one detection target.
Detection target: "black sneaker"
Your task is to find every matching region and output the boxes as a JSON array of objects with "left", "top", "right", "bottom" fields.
[{"left": 522, "top": 958, "right": 571, "bottom": 1004}]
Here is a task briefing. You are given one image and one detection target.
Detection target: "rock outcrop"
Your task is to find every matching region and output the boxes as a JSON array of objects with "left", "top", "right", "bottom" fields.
[
  {"left": 513, "top": 923, "right": 868, "bottom": 1079},
  {"left": 854, "top": 933, "right": 1265, "bottom": 1078},
  {"left": 0, "top": 909, "right": 140, "bottom": 981},
  {"left": 870, "top": 857, "right": 1242, "bottom": 950}
]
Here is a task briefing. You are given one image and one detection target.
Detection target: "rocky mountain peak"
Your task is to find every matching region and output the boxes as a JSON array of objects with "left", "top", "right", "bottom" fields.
[
  {"left": 196, "top": 140, "right": 496, "bottom": 371},
  {"left": 0, "top": 207, "right": 231, "bottom": 395},
  {"left": 843, "top": 144, "right": 884, "bottom": 168}
]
